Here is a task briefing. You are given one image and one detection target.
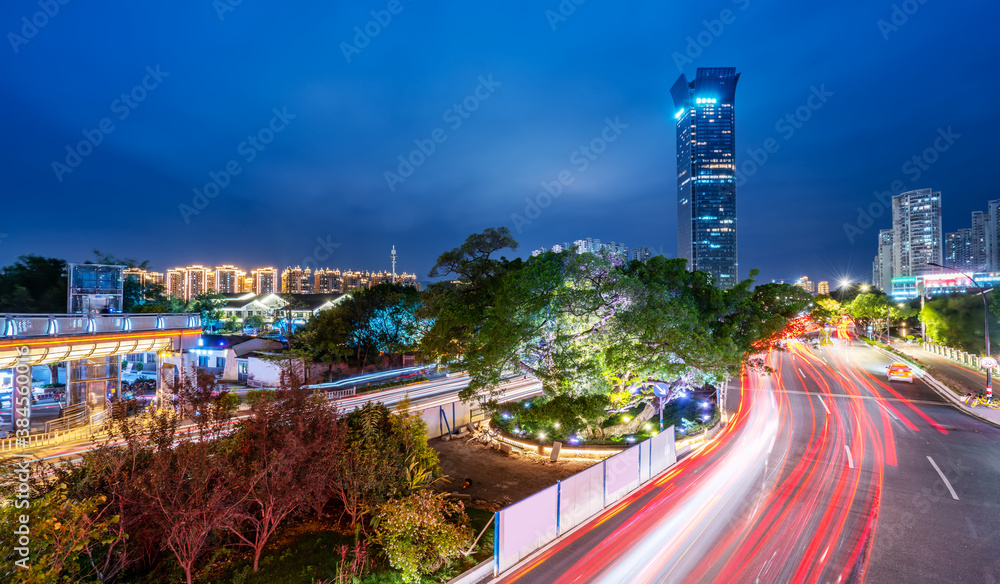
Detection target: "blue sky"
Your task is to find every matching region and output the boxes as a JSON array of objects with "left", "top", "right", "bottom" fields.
[{"left": 1, "top": 0, "right": 996, "bottom": 284}]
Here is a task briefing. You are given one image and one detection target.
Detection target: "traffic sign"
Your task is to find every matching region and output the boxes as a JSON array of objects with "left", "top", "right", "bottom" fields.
[
  {"left": 980, "top": 357, "right": 997, "bottom": 369},
  {"left": 652, "top": 383, "right": 670, "bottom": 398}
]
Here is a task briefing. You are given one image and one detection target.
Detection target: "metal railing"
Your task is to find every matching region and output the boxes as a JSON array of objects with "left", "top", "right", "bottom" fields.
[
  {"left": 0, "top": 313, "right": 201, "bottom": 339},
  {"left": 44, "top": 402, "right": 89, "bottom": 433},
  {"left": 0, "top": 425, "right": 96, "bottom": 453},
  {"left": 327, "top": 387, "right": 356, "bottom": 399}
]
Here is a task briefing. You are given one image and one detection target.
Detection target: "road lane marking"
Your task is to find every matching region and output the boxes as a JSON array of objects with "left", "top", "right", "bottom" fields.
[
  {"left": 816, "top": 395, "right": 831, "bottom": 415},
  {"left": 767, "top": 434, "right": 776, "bottom": 454},
  {"left": 844, "top": 445, "right": 854, "bottom": 469},
  {"left": 798, "top": 368, "right": 806, "bottom": 376},
  {"left": 927, "top": 456, "right": 959, "bottom": 500},
  {"left": 878, "top": 401, "right": 899, "bottom": 421}
]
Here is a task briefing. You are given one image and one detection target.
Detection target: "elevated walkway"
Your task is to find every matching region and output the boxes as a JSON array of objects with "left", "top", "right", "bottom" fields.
[{"left": 0, "top": 313, "right": 202, "bottom": 368}]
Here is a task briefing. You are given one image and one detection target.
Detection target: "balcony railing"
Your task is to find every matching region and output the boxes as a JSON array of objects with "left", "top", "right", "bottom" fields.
[{"left": 0, "top": 313, "right": 201, "bottom": 339}]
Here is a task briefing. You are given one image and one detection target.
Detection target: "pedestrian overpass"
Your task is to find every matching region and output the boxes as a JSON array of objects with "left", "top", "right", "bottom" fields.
[{"left": 1, "top": 313, "right": 202, "bottom": 427}]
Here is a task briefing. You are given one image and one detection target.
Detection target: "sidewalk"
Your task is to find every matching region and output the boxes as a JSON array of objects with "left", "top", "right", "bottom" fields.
[{"left": 874, "top": 342, "right": 1000, "bottom": 428}]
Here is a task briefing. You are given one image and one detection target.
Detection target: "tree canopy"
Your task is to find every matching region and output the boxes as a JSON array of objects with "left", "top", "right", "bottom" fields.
[{"left": 421, "top": 228, "right": 813, "bottom": 408}]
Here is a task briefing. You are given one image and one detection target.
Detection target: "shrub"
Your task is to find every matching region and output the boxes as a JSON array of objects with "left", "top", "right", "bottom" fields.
[{"left": 372, "top": 490, "right": 473, "bottom": 584}]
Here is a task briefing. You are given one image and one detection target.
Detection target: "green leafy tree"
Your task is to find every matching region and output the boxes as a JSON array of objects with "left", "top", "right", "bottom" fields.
[
  {"left": 420, "top": 226, "right": 521, "bottom": 364},
  {"left": 372, "top": 490, "right": 473, "bottom": 584},
  {"left": 0, "top": 255, "right": 68, "bottom": 313},
  {"left": 922, "top": 293, "right": 998, "bottom": 354},
  {"left": 811, "top": 296, "right": 842, "bottom": 328},
  {"left": 333, "top": 401, "right": 440, "bottom": 527},
  {"left": 244, "top": 314, "right": 266, "bottom": 332},
  {"left": 186, "top": 292, "right": 227, "bottom": 330},
  {"left": 0, "top": 483, "right": 118, "bottom": 584}
]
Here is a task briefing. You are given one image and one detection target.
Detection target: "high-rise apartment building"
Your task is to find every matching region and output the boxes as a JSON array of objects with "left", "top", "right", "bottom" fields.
[
  {"left": 971, "top": 211, "right": 988, "bottom": 272},
  {"left": 987, "top": 200, "right": 1000, "bottom": 271},
  {"left": 165, "top": 268, "right": 186, "bottom": 299},
  {"left": 251, "top": 268, "right": 278, "bottom": 295},
  {"left": 186, "top": 266, "right": 209, "bottom": 299},
  {"left": 944, "top": 229, "right": 974, "bottom": 272},
  {"left": 671, "top": 67, "right": 740, "bottom": 289},
  {"left": 314, "top": 268, "right": 343, "bottom": 293},
  {"left": 817, "top": 281, "right": 830, "bottom": 295},
  {"left": 281, "top": 267, "right": 313, "bottom": 293},
  {"left": 628, "top": 247, "right": 653, "bottom": 262},
  {"left": 891, "top": 189, "right": 942, "bottom": 277},
  {"left": 341, "top": 270, "right": 370, "bottom": 291},
  {"left": 873, "top": 229, "right": 894, "bottom": 292},
  {"left": 794, "top": 276, "right": 815, "bottom": 294},
  {"left": 213, "top": 265, "right": 242, "bottom": 294}
]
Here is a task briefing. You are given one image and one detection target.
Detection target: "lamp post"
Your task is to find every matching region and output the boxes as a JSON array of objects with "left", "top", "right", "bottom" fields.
[{"left": 927, "top": 262, "right": 992, "bottom": 399}]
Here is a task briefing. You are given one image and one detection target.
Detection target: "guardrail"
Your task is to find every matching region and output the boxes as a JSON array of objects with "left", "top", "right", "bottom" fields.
[
  {"left": 0, "top": 313, "right": 201, "bottom": 339},
  {"left": 44, "top": 402, "right": 89, "bottom": 433},
  {"left": 0, "top": 425, "right": 96, "bottom": 453},
  {"left": 922, "top": 342, "right": 991, "bottom": 370},
  {"left": 327, "top": 387, "right": 356, "bottom": 399}
]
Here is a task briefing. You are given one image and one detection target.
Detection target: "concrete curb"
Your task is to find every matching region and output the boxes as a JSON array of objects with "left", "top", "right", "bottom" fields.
[{"left": 868, "top": 344, "right": 1000, "bottom": 429}]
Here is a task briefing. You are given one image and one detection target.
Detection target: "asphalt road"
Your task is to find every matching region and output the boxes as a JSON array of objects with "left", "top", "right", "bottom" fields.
[
  {"left": 493, "top": 330, "right": 1000, "bottom": 583},
  {"left": 900, "top": 343, "right": 993, "bottom": 395}
]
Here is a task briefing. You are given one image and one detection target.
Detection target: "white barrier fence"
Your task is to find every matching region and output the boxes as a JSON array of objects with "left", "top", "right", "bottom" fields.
[
  {"left": 922, "top": 342, "right": 990, "bottom": 370},
  {"left": 495, "top": 426, "right": 677, "bottom": 575}
]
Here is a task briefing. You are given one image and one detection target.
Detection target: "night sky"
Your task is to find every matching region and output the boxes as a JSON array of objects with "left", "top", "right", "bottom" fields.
[{"left": 1, "top": 0, "right": 996, "bottom": 284}]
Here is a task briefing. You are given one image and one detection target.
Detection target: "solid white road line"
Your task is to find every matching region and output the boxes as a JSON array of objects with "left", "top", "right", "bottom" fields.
[
  {"left": 878, "top": 401, "right": 900, "bottom": 421},
  {"left": 927, "top": 456, "right": 959, "bottom": 500},
  {"left": 844, "top": 444, "right": 854, "bottom": 469},
  {"left": 816, "top": 395, "right": 831, "bottom": 415}
]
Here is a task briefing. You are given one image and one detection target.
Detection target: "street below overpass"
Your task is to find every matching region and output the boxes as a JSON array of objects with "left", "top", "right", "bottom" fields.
[{"left": 494, "top": 332, "right": 1000, "bottom": 583}]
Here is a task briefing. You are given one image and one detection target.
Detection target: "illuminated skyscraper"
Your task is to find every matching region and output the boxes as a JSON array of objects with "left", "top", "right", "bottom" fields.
[{"left": 671, "top": 67, "right": 740, "bottom": 289}]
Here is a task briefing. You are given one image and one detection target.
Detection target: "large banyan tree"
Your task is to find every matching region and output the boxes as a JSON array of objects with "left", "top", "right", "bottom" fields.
[{"left": 420, "top": 228, "right": 812, "bottom": 433}]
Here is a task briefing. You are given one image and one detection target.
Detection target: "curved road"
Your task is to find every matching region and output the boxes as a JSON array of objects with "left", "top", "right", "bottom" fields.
[{"left": 494, "top": 329, "right": 1000, "bottom": 583}]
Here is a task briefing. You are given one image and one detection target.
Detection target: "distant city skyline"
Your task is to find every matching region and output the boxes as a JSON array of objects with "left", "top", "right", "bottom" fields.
[{"left": 1, "top": 1, "right": 996, "bottom": 288}]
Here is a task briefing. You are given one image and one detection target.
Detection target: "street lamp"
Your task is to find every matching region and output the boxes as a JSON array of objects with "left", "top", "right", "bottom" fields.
[{"left": 927, "top": 262, "right": 992, "bottom": 399}]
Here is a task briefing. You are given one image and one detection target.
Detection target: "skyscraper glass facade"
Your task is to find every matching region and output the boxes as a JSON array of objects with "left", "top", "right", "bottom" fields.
[{"left": 670, "top": 67, "right": 740, "bottom": 289}]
